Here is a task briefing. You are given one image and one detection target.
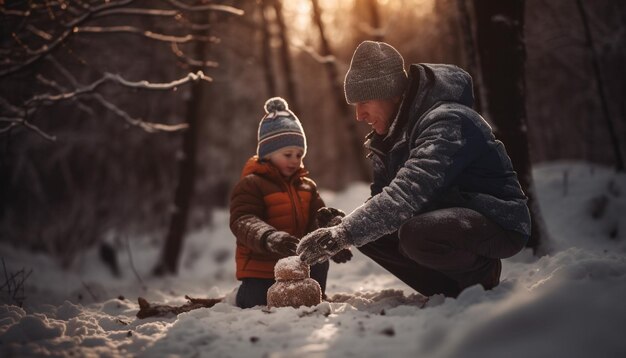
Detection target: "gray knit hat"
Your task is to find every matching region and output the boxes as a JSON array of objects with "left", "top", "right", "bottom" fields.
[
  {"left": 257, "top": 97, "right": 307, "bottom": 159},
  {"left": 344, "top": 41, "right": 408, "bottom": 104}
]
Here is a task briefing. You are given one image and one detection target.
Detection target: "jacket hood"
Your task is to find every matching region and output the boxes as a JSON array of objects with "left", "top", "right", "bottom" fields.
[
  {"left": 380, "top": 64, "right": 475, "bottom": 145},
  {"left": 241, "top": 156, "right": 308, "bottom": 180},
  {"left": 409, "top": 63, "right": 474, "bottom": 115}
]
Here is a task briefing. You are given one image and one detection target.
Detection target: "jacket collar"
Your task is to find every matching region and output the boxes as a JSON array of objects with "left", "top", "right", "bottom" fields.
[{"left": 241, "top": 156, "right": 308, "bottom": 182}]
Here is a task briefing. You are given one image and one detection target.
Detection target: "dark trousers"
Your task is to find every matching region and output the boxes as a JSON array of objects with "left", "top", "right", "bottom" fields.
[
  {"left": 358, "top": 207, "right": 527, "bottom": 297},
  {"left": 236, "top": 260, "right": 329, "bottom": 309}
]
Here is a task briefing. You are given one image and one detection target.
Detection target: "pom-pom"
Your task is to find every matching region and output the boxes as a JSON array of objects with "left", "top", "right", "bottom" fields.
[{"left": 264, "top": 97, "right": 288, "bottom": 113}]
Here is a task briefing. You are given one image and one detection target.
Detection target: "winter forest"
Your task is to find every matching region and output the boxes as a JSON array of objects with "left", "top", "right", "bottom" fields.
[{"left": 1, "top": 0, "right": 626, "bottom": 357}]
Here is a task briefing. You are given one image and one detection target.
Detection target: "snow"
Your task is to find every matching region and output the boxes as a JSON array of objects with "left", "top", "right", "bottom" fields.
[{"left": 2, "top": 161, "right": 626, "bottom": 357}]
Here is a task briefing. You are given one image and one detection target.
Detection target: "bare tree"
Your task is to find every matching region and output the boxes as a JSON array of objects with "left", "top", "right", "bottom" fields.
[
  {"left": 310, "top": 0, "right": 371, "bottom": 182},
  {"left": 353, "top": 0, "right": 385, "bottom": 42},
  {"left": 258, "top": 1, "right": 278, "bottom": 97},
  {"left": 0, "top": 0, "right": 243, "bottom": 267},
  {"left": 0, "top": 0, "right": 243, "bottom": 139},
  {"left": 153, "top": 10, "right": 211, "bottom": 276},
  {"left": 574, "top": 0, "right": 624, "bottom": 171},
  {"left": 472, "top": 0, "right": 548, "bottom": 252},
  {"left": 270, "top": 0, "right": 300, "bottom": 113},
  {"left": 454, "top": 0, "right": 486, "bottom": 114}
]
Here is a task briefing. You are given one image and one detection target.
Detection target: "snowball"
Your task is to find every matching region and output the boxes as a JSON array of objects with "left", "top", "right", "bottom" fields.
[{"left": 274, "top": 256, "right": 310, "bottom": 281}]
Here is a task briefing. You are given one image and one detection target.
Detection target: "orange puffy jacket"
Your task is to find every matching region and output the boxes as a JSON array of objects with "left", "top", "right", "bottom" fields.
[{"left": 229, "top": 156, "right": 325, "bottom": 279}]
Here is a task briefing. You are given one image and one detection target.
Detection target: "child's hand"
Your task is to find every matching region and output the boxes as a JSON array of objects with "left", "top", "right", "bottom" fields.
[
  {"left": 316, "top": 207, "right": 346, "bottom": 228},
  {"left": 264, "top": 231, "right": 299, "bottom": 256},
  {"left": 330, "top": 248, "right": 353, "bottom": 264}
]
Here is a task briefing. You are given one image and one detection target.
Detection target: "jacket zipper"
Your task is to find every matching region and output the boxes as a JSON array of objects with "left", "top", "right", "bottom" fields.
[{"left": 284, "top": 177, "right": 301, "bottom": 237}]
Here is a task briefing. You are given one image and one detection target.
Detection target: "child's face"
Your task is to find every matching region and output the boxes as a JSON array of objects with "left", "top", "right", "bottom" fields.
[{"left": 267, "top": 147, "right": 304, "bottom": 178}]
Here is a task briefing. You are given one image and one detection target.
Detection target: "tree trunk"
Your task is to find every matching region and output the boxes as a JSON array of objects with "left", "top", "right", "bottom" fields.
[
  {"left": 366, "top": 0, "right": 383, "bottom": 42},
  {"left": 574, "top": 0, "right": 624, "bottom": 171},
  {"left": 472, "top": 0, "right": 547, "bottom": 252},
  {"left": 455, "top": 0, "right": 486, "bottom": 115},
  {"left": 310, "top": 0, "right": 371, "bottom": 182},
  {"left": 271, "top": 0, "right": 300, "bottom": 113},
  {"left": 153, "top": 15, "right": 210, "bottom": 276},
  {"left": 353, "top": 0, "right": 384, "bottom": 44},
  {"left": 259, "top": 1, "right": 277, "bottom": 97}
]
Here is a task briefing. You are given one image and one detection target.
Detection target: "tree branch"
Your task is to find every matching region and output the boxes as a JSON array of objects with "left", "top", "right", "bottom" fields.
[
  {"left": 36, "top": 74, "right": 96, "bottom": 117},
  {"left": 26, "top": 71, "right": 212, "bottom": 107},
  {"left": 164, "top": 0, "right": 244, "bottom": 16},
  {"left": 93, "top": 7, "right": 179, "bottom": 18},
  {"left": 0, "top": 0, "right": 135, "bottom": 78},
  {"left": 45, "top": 56, "right": 186, "bottom": 132},
  {"left": 0, "top": 97, "right": 55, "bottom": 141},
  {"left": 0, "top": 116, "right": 58, "bottom": 142},
  {"left": 12, "top": 71, "right": 210, "bottom": 134},
  {"left": 0, "top": 8, "right": 31, "bottom": 16},
  {"left": 170, "top": 43, "right": 218, "bottom": 68},
  {"left": 74, "top": 25, "right": 220, "bottom": 44},
  {"left": 26, "top": 24, "right": 53, "bottom": 41},
  {"left": 0, "top": 96, "right": 22, "bottom": 115},
  {"left": 92, "top": 93, "right": 189, "bottom": 132},
  {"left": 22, "top": 119, "right": 57, "bottom": 141},
  {"left": 291, "top": 41, "right": 336, "bottom": 64}
]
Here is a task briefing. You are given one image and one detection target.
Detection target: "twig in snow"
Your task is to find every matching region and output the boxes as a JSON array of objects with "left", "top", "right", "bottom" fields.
[
  {"left": 136, "top": 295, "right": 223, "bottom": 319},
  {"left": 125, "top": 234, "right": 147, "bottom": 291},
  {"left": 81, "top": 280, "right": 99, "bottom": 301},
  {"left": 1, "top": 258, "right": 33, "bottom": 307}
]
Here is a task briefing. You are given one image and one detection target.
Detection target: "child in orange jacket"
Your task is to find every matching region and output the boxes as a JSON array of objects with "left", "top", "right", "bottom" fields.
[{"left": 229, "top": 97, "right": 350, "bottom": 308}]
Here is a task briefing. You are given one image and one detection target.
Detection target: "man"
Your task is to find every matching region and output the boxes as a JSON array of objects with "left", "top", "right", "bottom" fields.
[{"left": 297, "top": 41, "right": 531, "bottom": 297}]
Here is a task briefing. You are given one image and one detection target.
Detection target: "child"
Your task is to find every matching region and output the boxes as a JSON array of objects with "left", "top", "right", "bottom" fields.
[{"left": 229, "top": 97, "right": 331, "bottom": 308}]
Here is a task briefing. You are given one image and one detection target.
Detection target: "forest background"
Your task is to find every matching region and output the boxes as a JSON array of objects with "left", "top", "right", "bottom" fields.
[{"left": 1, "top": 0, "right": 624, "bottom": 274}]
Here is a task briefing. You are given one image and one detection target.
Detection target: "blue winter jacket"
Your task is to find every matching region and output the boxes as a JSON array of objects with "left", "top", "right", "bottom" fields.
[{"left": 341, "top": 64, "right": 531, "bottom": 247}]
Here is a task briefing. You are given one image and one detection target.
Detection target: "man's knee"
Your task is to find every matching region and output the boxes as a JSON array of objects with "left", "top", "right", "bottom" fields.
[
  {"left": 357, "top": 233, "right": 397, "bottom": 253},
  {"left": 397, "top": 214, "right": 440, "bottom": 255}
]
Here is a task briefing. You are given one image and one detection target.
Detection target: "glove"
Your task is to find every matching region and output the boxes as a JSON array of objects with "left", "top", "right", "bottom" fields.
[
  {"left": 313, "top": 208, "right": 351, "bottom": 264},
  {"left": 316, "top": 207, "right": 345, "bottom": 228},
  {"left": 264, "top": 231, "right": 299, "bottom": 256},
  {"left": 330, "top": 248, "right": 353, "bottom": 264},
  {"left": 297, "top": 226, "right": 351, "bottom": 265}
]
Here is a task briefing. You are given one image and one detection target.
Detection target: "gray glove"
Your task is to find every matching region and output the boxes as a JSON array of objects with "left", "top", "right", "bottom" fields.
[
  {"left": 264, "top": 231, "right": 299, "bottom": 256},
  {"left": 297, "top": 226, "right": 351, "bottom": 265},
  {"left": 315, "top": 207, "right": 352, "bottom": 264}
]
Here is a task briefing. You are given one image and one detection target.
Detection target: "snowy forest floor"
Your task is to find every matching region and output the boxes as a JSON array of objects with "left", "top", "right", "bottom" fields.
[{"left": 1, "top": 161, "right": 626, "bottom": 357}]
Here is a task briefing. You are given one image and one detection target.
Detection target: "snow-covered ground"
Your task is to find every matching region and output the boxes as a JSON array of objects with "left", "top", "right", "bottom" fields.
[{"left": 1, "top": 161, "right": 626, "bottom": 357}]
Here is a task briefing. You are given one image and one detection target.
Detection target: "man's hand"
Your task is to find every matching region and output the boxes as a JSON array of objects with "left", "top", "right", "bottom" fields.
[
  {"left": 316, "top": 207, "right": 346, "bottom": 228},
  {"left": 264, "top": 231, "right": 299, "bottom": 256},
  {"left": 297, "top": 226, "right": 351, "bottom": 265}
]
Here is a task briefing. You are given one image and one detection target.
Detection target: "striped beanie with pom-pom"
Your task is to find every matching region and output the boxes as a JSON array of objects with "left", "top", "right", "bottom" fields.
[{"left": 257, "top": 97, "right": 307, "bottom": 158}]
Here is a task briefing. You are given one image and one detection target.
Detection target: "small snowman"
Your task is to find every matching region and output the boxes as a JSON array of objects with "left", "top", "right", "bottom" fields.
[{"left": 267, "top": 256, "right": 322, "bottom": 308}]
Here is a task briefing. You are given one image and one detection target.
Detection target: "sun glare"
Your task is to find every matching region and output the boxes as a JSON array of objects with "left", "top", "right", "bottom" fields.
[
  {"left": 283, "top": 0, "right": 313, "bottom": 39},
  {"left": 282, "top": 0, "right": 436, "bottom": 47}
]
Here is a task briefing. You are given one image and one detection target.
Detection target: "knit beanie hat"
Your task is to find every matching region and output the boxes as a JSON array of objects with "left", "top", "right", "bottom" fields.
[
  {"left": 344, "top": 41, "right": 408, "bottom": 104},
  {"left": 257, "top": 97, "right": 307, "bottom": 159}
]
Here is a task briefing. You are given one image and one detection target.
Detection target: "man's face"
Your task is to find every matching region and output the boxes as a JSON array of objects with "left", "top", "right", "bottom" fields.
[{"left": 354, "top": 98, "right": 401, "bottom": 135}]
